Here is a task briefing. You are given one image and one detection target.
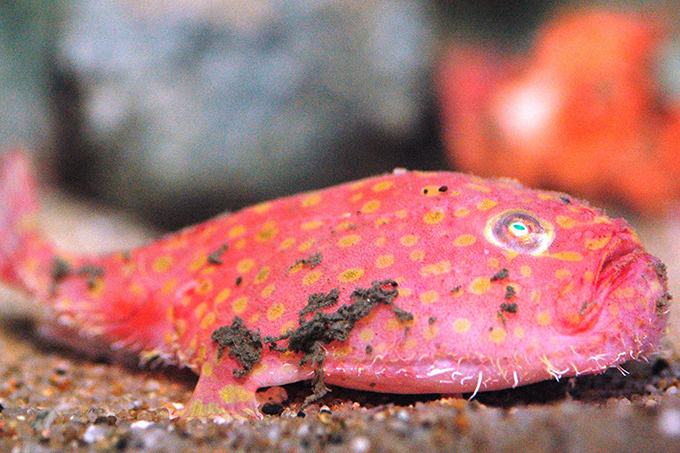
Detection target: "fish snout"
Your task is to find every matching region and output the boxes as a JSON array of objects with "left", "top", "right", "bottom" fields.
[{"left": 591, "top": 235, "right": 670, "bottom": 352}]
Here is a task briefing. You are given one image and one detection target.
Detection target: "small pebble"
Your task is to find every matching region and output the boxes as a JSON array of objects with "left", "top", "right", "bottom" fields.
[
  {"left": 130, "top": 420, "right": 154, "bottom": 430},
  {"left": 350, "top": 435, "right": 372, "bottom": 453},
  {"left": 659, "top": 408, "right": 680, "bottom": 437},
  {"left": 82, "top": 424, "right": 107, "bottom": 444}
]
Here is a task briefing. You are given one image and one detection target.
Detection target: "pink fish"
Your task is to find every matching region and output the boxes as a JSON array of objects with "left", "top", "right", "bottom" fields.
[{"left": 0, "top": 152, "right": 670, "bottom": 418}]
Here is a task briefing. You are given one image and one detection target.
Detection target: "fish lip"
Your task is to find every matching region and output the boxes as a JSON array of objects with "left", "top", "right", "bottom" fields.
[
  {"left": 588, "top": 235, "right": 645, "bottom": 316},
  {"left": 596, "top": 235, "right": 644, "bottom": 284}
]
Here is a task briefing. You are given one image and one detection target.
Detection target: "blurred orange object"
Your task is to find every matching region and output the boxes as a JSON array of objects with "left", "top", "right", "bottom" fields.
[{"left": 437, "top": 10, "right": 679, "bottom": 215}]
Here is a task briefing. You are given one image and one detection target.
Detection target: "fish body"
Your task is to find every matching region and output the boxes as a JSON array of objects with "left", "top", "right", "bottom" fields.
[{"left": 0, "top": 152, "right": 670, "bottom": 418}]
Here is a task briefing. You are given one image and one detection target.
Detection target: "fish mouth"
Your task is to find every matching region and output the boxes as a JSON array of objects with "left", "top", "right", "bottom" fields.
[
  {"left": 567, "top": 234, "right": 646, "bottom": 328},
  {"left": 595, "top": 235, "right": 646, "bottom": 291}
]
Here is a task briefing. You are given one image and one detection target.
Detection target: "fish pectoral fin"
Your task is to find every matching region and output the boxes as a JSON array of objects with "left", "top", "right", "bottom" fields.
[{"left": 183, "top": 370, "right": 262, "bottom": 420}]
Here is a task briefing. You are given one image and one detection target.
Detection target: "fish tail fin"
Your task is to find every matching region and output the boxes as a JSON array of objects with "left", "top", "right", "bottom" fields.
[{"left": 0, "top": 150, "right": 56, "bottom": 298}]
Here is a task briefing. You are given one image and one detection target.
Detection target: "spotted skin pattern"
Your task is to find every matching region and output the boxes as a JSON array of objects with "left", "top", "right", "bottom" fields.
[{"left": 0, "top": 153, "right": 670, "bottom": 418}]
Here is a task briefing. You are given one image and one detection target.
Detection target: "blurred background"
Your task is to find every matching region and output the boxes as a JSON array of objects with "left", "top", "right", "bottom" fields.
[{"left": 7, "top": 0, "right": 680, "bottom": 231}]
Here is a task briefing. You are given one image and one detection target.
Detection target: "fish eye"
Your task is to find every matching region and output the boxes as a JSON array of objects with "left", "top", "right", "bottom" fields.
[{"left": 484, "top": 210, "right": 554, "bottom": 255}]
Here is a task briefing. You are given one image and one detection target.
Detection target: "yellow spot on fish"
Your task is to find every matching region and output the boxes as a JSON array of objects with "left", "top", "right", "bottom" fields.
[
  {"left": 423, "top": 209, "right": 445, "bottom": 224},
  {"left": 235, "top": 238, "right": 247, "bottom": 249},
  {"left": 537, "top": 193, "right": 555, "bottom": 201},
  {"left": 476, "top": 198, "right": 498, "bottom": 211},
  {"left": 385, "top": 318, "right": 403, "bottom": 332},
  {"left": 333, "top": 344, "right": 353, "bottom": 358},
  {"left": 339, "top": 268, "right": 365, "bottom": 282},
  {"left": 410, "top": 249, "right": 425, "bottom": 261},
  {"left": 555, "top": 269, "right": 572, "bottom": 279},
  {"left": 361, "top": 199, "right": 381, "bottom": 214},
  {"left": 453, "top": 234, "right": 476, "bottom": 247},
  {"left": 131, "top": 282, "right": 146, "bottom": 297},
  {"left": 236, "top": 258, "right": 255, "bottom": 274},
  {"left": 161, "top": 278, "right": 178, "bottom": 294},
  {"left": 375, "top": 217, "right": 390, "bottom": 227},
  {"left": 153, "top": 255, "right": 173, "bottom": 273},
  {"left": 335, "top": 221, "right": 353, "bottom": 231},
  {"left": 255, "top": 267, "right": 270, "bottom": 284},
  {"left": 175, "top": 319, "right": 187, "bottom": 337},
  {"left": 301, "top": 220, "right": 324, "bottom": 230},
  {"left": 232, "top": 297, "right": 248, "bottom": 314},
  {"left": 398, "top": 287, "right": 413, "bottom": 297},
  {"left": 419, "top": 290, "right": 439, "bottom": 304},
  {"left": 349, "top": 180, "right": 367, "bottom": 190},
  {"left": 537, "top": 311, "right": 552, "bottom": 326},
  {"left": 280, "top": 321, "right": 296, "bottom": 336},
  {"left": 250, "top": 314, "right": 263, "bottom": 327},
  {"left": 267, "top": 303, "right": 286, "bottom": 321},
  {"left": 288, "top": 262, "right": 303, "bottom": 275},
  {"left": 375, "top": 254, "right": 394, "bottom": 268},
  {"left": 422, "top": 185, "right": 441, "bottom": 196},
  {"left": 89, "top": 278, "right": 105, "bottom": 298},
  {"left": 420, "top": 261, "right": 451, "bottom": 276},
  {"left": 469, "top": 277, "right": 490, "bottom": 295},
  {"left": 256, "top": 222, "right": 278, "bottom": 242},
  {"left": 337, "top": 234, "right": 361, "bottom": 248},
  {"left": 423, "top": 324, "right": 438, "bottom": 340},
  {"left": 584, "top": 270, "right": 595, "bottom": 283},
  {"left": 219, "top": 385, "right": 254, "bottom": 404},
  {"left": 594, "top": 216, "right": 612, "bottom": 224},
  {"left": 302, "top": 270, "right": 322, "bottom": 286},
  {"left": 467, "top": 183, "right": 491, "bottom": 192},
  {"left": 372, "top": 180, "right": 394, "bottom": 192},
  {"left": 201, "top": 312, "right": 216, "bottom": 329},
  {"left": 400, "top": 234, "right": 418, "bottom": 247},
  {"left": 375, "top": 236, "right": 387, "bottom": 247},
  {"left": 608, "top": 303, "right": 620, "bottom": 318},
  {"left": 520, "top": 265, "right": 532, "bottom": 277},
  {"left": 194, "top": 302, "right": 208, "bottom": 319},
  {"left": 556, "top": 215, "right": 576, "bottom": 229},
  {"left": 351, "top": 193, "right": 364, "bottom": 202},
  {"left": 252, "top": 201, "right": 272, "bottom": 214},
  {"left": 215, "top": 288, "right": 231, "bottom": 305},
  {"left": 488, "top": 258, "right": 500, "bottom": 269},
  {"left": 489, "top": 328, "right": 506, "bottom": 343},
  {"left": 395, "top": 209, "right": 408, "bottom": 219},
  {"left": 189, "top": 254, "right": 207, "bottom": 272},
  {"left": 279, "top": 237, "right": 296, "bottom": 250},
  {"left": 453, "top": 318, "right": 471, "bottom": 333},
  {"left": 454, "top": 207, "right": 469, "bottom": 217},
  {"left": 228, "top": 225, "right": 246, "bottom": 238},
  {"left": 585, "top": 235, "right": 611, "bottom": 250},
  {"left": 301, "top": 193, "right": 322, "bottom": 207},
  {"left": 360, "top": 328, "right": 375, "bottom": 342},
  {"left": 261, "top": 284, "right": 275, "bottom": 298},
  {"left": 196, "top": 278, "right": 213, "bottom": 295},
  {"left": 298, "top": 239, "right": 316, "bottom": 252},
  {"left": 550, "top": 251, "right": 583, "bottom": 261}
]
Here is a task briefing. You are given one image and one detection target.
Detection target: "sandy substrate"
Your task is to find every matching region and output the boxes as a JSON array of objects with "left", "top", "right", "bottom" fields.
[{"left": 1, "top": 193, "right": 680, "bottom": 452}]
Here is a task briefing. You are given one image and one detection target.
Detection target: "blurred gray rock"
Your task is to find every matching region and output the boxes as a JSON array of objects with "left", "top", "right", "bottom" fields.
[
  {"left": 0, "top": 2, "right": 63, "bottom": 149},
  {"left": 56, "top": 0, "right": 435, "bottom": 228}
]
